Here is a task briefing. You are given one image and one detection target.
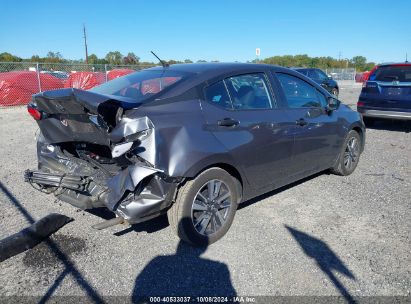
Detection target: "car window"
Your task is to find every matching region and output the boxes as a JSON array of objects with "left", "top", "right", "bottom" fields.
[
  {"left": 224, "top": 73, "right": 273, "bottom": 110},
  {"left": 91, "top": 69, "right": 187, "bottom": 103},
  {"left": 204, "top": 80, "right": 233, "bottom": 109},
  {"left": 307, "top": 70, "right": 318, "bottom": 79},
  {"left": 276, "top": 73, "right": 323, "bottom": 108},
  {"left": 316, "top": 91, "right": 328, "bottom": 107},
  {"left": 316, "top": 69, "right": 328, "bottom": 81},
  {"left": 369, "top": 65, "right": 411, "bottom": 82}
]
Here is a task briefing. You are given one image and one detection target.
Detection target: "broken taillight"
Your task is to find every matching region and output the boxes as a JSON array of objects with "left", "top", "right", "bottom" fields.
[{"left": 27, "top": 105, "right": 42, "bottom": 121}]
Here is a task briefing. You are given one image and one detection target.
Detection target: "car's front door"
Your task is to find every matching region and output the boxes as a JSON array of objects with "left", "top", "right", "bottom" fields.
[
  {"left": 273, "top": 72, "right": 341, "bottom": 178},
  {"left": 200, "top": 72, "right": 295, "bottom": 191}
]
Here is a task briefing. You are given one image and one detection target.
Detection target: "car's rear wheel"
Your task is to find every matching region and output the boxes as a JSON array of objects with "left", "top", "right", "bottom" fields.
[
  {"left": 331, "top": 130, "right": 362, "bottom": 176},
  {"left": 167, "top": 168, "right": 240, "bottom": 246},
  {"left": 331, "top": 88, "right": 339, "bottom": 97}
]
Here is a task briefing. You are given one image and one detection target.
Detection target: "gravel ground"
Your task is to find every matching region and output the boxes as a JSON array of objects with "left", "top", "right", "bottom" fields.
[{"left": 0, "top": 83, "right": 410, "bottom": 302}]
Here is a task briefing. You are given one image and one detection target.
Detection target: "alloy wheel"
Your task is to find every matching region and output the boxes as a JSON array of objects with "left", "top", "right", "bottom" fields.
[
  {"left": 191, "top": 179, "right": 232, "bottom": 236},
  {"left": 344, "top": 137, "right": 359, "bottom": 171}
]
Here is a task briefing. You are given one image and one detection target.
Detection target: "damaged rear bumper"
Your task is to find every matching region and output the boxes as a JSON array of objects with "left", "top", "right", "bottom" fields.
[{"left": 26, "top": 138, "right": 180, "bottom": 224}]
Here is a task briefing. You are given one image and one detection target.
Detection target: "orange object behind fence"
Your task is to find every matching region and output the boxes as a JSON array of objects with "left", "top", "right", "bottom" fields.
[{"left": 0, "top": 71, "right": 64, "bottom": 106}]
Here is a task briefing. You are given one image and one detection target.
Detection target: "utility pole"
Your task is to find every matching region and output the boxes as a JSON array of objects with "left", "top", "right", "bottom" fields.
[{"left": 83, "top": 24, "right": 89, "bottom": 64}]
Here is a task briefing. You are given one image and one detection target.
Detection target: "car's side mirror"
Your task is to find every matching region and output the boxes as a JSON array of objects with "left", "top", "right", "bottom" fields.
[{"left": 326, "top": 97, "right": 340, "bottom": 112}]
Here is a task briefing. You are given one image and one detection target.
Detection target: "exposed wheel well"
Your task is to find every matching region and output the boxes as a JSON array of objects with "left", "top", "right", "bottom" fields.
[
  {"left": 211, "top": 163, "right": 243, "bottom": 187},
  {"left": 351, "top": 126, "right": 365, "bottom": 152},
  {"left": 190, "top": 163, "right": 244, "bottom": 203}
]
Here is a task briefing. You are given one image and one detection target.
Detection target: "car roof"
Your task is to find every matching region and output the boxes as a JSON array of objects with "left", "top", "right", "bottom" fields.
[
  {"left": 147, "top": 62, "right": 279, "bottom": 74},
  {"left": 145, "top": 62, "right": 298, "bottom": 86},
  {"left": 378, "top": 62, "right": 411, "bottom": 67}
]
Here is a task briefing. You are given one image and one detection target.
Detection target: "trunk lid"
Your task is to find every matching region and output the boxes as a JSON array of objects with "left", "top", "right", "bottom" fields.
[
  {"left": 362, "top": 81, "right": 411, "bottom": 109},
  {"left": 31, "top": 88, "right": 141, "bottom": 145}
]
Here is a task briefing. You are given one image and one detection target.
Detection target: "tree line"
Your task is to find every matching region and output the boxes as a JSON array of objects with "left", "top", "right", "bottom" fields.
[
  {"left": 0, "top": 51, "right": 375, "bottom": 71},
  {"left": 255, "top": 54, "right": 375, "bottom": 71}
]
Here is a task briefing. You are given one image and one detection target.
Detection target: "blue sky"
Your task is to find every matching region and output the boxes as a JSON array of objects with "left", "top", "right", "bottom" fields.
[{"left": 1, "top": 0, "right": 410, "bottom": 63}]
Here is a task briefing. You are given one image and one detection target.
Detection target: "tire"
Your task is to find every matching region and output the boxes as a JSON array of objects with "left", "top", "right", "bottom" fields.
[
  {"left": 331, "top": 88, "right": 339, "bottom": 97},
  {"left": 330, "top": 130, "right": 362, "bottom": 176},
  {"left": 167, "top": 168, "right": 240, "bottom": 246},
  {"left": 363, "top": 117, "right": 375, "bottom": 127}
]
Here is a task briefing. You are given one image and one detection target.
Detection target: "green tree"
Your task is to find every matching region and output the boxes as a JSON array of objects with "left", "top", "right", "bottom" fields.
[
  {"left": 105, "top": 51, "right": 123, "bottom": 65},
  {"left": 46, "top": 51, "right": 65, "bottom": 63},
  {"left": 0, "top": 52, "right": 22, "bottom": 62},
  {"left": 123, "top": 52, "right": 140, "bottom": 65},
  {"left": 30, "top": 55, "right": 41, "bottom": 62},
  {"left": 87, "top": 54, "right": 98, "bottom": 64},
  {"left": 166, "top": 59, "right": 183, "bottom": 65},
  {"left": 364, "top": 62, "right": 376, "bottom": 71},
  {"left": 351, "top": 56, "right": 367, "bottom": 71},
  {"left": 184, "top": 59, "right": 193, "bottom": 63}
]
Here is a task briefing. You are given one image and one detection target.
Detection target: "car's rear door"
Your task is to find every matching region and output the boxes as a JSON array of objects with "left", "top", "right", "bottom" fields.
[
  {"left": 272, "top": 71, "right": 341, "bottom": 177},
  {"left": 200, "top": 72, "right": 295, "bottom": 191}
]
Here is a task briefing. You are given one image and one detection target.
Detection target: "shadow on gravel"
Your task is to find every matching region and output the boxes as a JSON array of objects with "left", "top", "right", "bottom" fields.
[
  {"left": 132, "top": 238, "right": 236, "bottom": 303},
  {"left": 0, "top": 180, "right": 104, "bottom": 304},
  {"left": 113, "top": 172, "right": 326, "bottom": 236},
  {"left": 365, "top": 120, "right": 411, "bottom": 133},
  {"left": 114, "top": 214, "right": 169, "bottom": 236},
  {"left": 285, "top": 225, "right": 356, "bottom": 303}
]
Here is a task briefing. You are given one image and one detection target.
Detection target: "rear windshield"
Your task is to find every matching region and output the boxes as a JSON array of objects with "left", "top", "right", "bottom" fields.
[
  {"left": 369, "top": 65, "right": 411, "bottom": 82},
  {"left": 90, "top": 69, "right": 189, "bottom": 102}
]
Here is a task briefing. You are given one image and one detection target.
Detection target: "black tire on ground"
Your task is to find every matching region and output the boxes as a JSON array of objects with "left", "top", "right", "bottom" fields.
[
  {"left": 167, "top": 167, "right": 240, "bottom": 246},
  {"left": 330, "top": 130, "right": 362, "bottom": 176},
  {"left": 363, "top": 117, "right": 375, "bottom": 127}
]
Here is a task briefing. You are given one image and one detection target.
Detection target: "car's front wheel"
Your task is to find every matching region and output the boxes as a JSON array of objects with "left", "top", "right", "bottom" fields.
[
  {"left": 331, "top": 130, "right": 362, "bottom": 176},
  {"left": 168, "top": 168, "right": 240, "bottom": 246}
]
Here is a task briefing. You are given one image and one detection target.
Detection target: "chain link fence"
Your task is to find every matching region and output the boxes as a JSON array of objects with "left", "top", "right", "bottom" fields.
[
  {"left": 0, "top": 62, "right": 155, "bottom": 106},
  {"left": 325, "top": 68, "right": 356, "bottom": 81}
]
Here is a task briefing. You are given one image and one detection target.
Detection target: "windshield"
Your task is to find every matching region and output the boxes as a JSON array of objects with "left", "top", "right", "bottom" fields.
[
  {"left": 90, "top": 69, "right": 189, "bottom": 102},
  {"left": 369, "top": 65, "right": 411, "bottom": 82}
]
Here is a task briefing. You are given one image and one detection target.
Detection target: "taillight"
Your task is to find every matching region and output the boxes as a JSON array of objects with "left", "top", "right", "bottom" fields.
[
  {"left": 357, "top": 101, "right": 365, "bottom": 107},
  {"left": 27, "top": 106, "right": 42, "bottom": 121}
]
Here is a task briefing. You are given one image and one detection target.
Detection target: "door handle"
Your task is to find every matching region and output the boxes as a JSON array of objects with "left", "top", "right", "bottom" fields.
[
  {"left": 295, "top": 118, "right": 308, "bottom": 126},
  {"left": 218, "top": 118, "right": 240, "bottom": 127}
]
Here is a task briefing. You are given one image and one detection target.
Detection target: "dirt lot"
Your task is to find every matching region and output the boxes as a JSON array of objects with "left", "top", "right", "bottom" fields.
[{"left": 0, "top": 83, "right": 410, "bottom": 302}]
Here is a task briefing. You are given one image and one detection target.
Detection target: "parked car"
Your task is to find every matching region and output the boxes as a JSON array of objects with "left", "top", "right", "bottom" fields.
[
  {"left": 357, "top": 62, "right": 411, "bottom": 125},
  {"left": 25, "top": 63, "right": 365, "bottom": 246},
  {"left": 293, "top": 67, "right": 339, "bottom": 96}
]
